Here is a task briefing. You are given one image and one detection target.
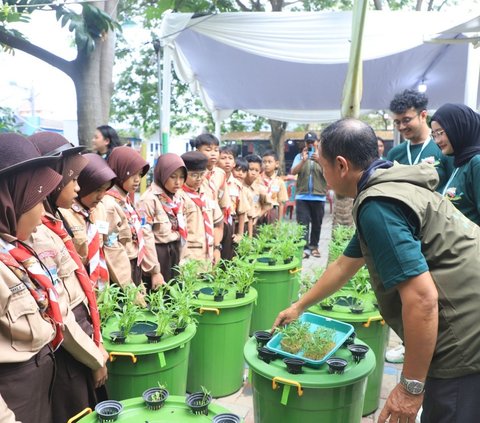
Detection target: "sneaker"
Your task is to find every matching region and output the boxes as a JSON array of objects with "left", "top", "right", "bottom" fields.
[{"left": 385, "top": 344, "right": 405, "bottom": 363}]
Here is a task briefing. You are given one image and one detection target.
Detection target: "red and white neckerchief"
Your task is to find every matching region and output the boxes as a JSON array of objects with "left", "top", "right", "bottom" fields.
[
  {"left": 206, "top": 169, "right": 232, "bottom": 225},
  {"left": 227, "top": 175, "right": 240, "bottom": 212},
  {"left": 262, "top": 175, "right": 275, "bottom": 194},
  {"left": 107, "top": 189, "right": 146, "bottom": 265},
  {"left": 182, "top": 185, "right": 214, "bottom": 257},
  {"left": 72, "top": 203, "right": 109, "bottom": 290},
  {"left": 0, "top": 238, "right": 64, "bottom": 350},
  {"left": 158, "top": 190, "right": 187, "bottom": 244},
  {"left": 42, "top": 216, "right": 102, "bottom": 346}
]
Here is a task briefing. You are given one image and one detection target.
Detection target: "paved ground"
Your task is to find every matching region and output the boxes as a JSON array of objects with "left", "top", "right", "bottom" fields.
[{"left": 213, "top": 208, "right": 404, "bottom": 422}]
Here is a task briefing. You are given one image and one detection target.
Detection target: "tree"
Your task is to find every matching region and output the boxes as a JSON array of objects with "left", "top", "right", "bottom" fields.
[
  {"left": 0, "top": 1, "right": 118, "bottom": 146},
  {"left": 0, "top": 106, "right": 20, "bottom": 132}
]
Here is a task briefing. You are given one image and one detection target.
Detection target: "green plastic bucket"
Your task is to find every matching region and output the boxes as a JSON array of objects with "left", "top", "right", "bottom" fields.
[
  {"left": 309, "top": 293, "right": 389, "bottom": 416},
  {"left": 249, "top": 256, "right": 301, "bottom": 334},
  {"left": 244, "top": 335, "right": 375, "bottom": 423},
  {"left": 187, "top": 287, "right": 257, "bottom": 397},
  {"left": 74, "top": 395, "right": 243, "bottom": 422},
  {"left": 103, "top": 311, "right": 196, "bottom": 400}
]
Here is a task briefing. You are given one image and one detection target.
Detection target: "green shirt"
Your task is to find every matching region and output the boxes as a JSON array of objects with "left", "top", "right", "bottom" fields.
[
  {"left": 386, "top": 140, "right": 453, "bottom": 191},
  {"left": 442, "top": 155, "right": 480, "bottom": 226},
  {"left": 344, "top": 199, "right": 428, "bottom": 290}
]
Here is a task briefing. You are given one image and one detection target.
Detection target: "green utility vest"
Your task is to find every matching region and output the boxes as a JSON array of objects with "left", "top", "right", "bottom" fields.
[
  {"left": 295, "top": 159, "right": 327, "bottom": 196},
  {"left": 353, "top": 163, "right": 480, "bottom": 379}
]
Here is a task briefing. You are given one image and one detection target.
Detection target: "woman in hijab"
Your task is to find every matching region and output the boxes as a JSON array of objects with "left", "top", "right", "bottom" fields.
[
  {"left": 431, "top": 104, "right": 480, "bottom": 225},
  {"left": 0, "top": 133, "right": 62, "bottom": 422},
  {"left": 138, "top": 153, "right": 187, "bottom": 287},
  {"left": 102, "top": 147, "right": 161, "bottom": 298},
  {"left": 28, "top": 132, "right": 108, "bottom": 423}
]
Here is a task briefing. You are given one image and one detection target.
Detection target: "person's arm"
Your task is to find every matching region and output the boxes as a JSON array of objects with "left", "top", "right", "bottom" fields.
[
  {"left": 272, "top": 254, "right": 364, "bottom": 329},
  {"left": 378, "top": 271, "right": 438, "bottom": 423},
  {"left": 291, "top": 151, "right": 308, "bottom": 175}
]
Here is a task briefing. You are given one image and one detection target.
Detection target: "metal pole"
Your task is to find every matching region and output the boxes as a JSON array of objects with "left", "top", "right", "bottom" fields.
[{"left": 153, "top": 39, "right": 163, "bottom": 155}]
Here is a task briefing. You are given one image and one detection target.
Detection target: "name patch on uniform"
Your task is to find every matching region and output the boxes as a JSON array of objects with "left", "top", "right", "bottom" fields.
[
  {"left": 96, "top": 220, "right": 109, "bottom": 235},
  {"left": 10, "top": 283, "right": 26, "bottom": 294},
  {"left": 38, "top": 249, "right": 57, "bottom": 260}
]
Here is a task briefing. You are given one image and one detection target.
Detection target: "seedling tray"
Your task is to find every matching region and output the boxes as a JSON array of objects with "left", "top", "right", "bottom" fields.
[{"left": 266, "top": 312, "right": 354, "bottom": 367}]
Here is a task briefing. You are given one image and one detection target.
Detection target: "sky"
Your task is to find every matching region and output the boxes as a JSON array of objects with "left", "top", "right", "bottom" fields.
[{"left": 0, "top": 2, "right": 479, "bottom": 127}]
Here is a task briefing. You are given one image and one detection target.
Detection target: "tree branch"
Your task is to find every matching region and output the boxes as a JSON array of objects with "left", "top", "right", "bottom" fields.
[
  {"left": 373, "top": 0, "right": 383, "bottom": 10},
  {"left": 234, "top": 0, "right": 250, "bottom": 11},
  {"left": 0, "top": 28, "right": 75, "bottom": 78},
  {"left": 416, "top": 0, "right": 424, "bottom": 11}
]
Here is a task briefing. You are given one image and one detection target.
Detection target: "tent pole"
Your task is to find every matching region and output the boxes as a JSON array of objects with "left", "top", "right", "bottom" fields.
[
  {"left": 153, "top": 39, "right": 163, "bottom": 155},
  {"left": 161, "top": 46, "right": 173, "bottom": 154},
  {"left": 215, "top": 119, "right": 221, "bottom": 143},
  {"left": 464, "top": 42, "right": 480, "bottom": 108}
]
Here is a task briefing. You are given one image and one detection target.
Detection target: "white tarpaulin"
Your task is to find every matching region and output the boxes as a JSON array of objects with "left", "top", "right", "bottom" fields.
[{"left": 158, "top": 11, "right": 480, "bottom": 124}]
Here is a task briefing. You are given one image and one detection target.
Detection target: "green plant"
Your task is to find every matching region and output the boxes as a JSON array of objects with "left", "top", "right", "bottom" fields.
[
  {"left": 235, "top": 235, "right": 258, "bottom": 259},
  {"left": 173, "top": 259, "right": 205, "bottom": 292},
  {"left": 168, "top": 283, "right": 198, "bottom": 331},
  {"left": 114, "top": 285, "right": 144, "bottom": 337},
  {"left": 320, "top": 296, "right": 336, "bottom": 308},
  {"left": 230, "top": 257, "right": 255, "bottom": 294},
  {"left": 211, "top": 261, "right": 230, "bottom": 297},
  {"left": 274, "top": 221, "right": 306, "bottom": 244},
  {"left": 277, "top": 320, "right": 311, "bottom": 354},
  {"left": 97, "top": 284, "right": 122, "bottom": 329},
  {"left": 303, "top": 327, "right": 336, "bottom": 361},
  {"left": 150, "top": 382, "right": 168, "bottom": 401},
  {"left": 270, "top": 238, "right": 297, "bottom": 263},
  {"left": 328, "top": 225, "right": 356, "bottom": 263},
  {"left": 200, "top": 386, "right": 211, "bottom": 406}
]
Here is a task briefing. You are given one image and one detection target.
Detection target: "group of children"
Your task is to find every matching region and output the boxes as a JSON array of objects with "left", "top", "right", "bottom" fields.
[{"left": 0, "top": 130, "right": 289, "bottom": 423}]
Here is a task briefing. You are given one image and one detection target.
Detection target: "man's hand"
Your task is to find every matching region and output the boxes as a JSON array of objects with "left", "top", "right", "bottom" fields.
[
  {"left": 271, "top": 303, "right": 303, "bottom": 333},
  {"left": 232, "top": 233, "right": 243, "bottom": 243},
  {"left": 377, "top": 384, "right": 423, "bottom": 423},
  {"left": 151, "top": 273, "right": 165, "bottom": 290}
]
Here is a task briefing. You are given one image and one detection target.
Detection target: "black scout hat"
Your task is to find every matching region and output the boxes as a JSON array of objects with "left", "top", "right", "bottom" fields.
[{"left": 181, "top": 151, "right": 208, "bottom": 171}]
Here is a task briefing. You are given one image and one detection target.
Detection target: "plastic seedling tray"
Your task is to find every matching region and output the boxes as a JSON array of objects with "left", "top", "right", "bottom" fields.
[{"left": 266, "top": 312, "right": 354, "bottom": 368}]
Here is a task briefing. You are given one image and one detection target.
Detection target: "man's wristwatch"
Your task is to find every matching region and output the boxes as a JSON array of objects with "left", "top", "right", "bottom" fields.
[
  {"left": 214, "top": 244, "right": 223, "bottom": 251},
  {"left": 400, "top": 373, "right": 425, "bottom": 395}
]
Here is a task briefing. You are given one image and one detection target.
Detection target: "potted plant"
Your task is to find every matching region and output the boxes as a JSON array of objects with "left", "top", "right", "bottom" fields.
[
  {"left": 168, "top": 283, "right": 198, "bottom": 334},
  {"left": 277, "top": 320, "right": 311, "bottom": 354},
  {"left": 186, "top": 385, "right": 212, "bottom": 415},
  {"left": 97, "top": 284, "right": 122, "bottom": 329},
  {"left": 235, "top": 235, "right": 258, "bottom": 260},
  {"left": 142, "top": 382, "right": 169, "bottom": 410},
  {"left": 211, "top": 262, "right": 230, "bottom": 302},
  {"left": 328, "top": 225, "right": 355, "bottom": 263},
  {"left": 319, "top": 296, "right": 336, "bottom": 311},
  {"left": 303, "top": 327, "right": 336, "bottom": 361},
  {"left": 110, "top": 285, "right": 143, "bottom": 343},
  {"left": 270, "top": 238, "right": 297, "bottom": 264}
]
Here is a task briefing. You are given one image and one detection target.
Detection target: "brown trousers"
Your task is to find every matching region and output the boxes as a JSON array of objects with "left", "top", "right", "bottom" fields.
[
  {"left": 143, "top": 241, "right": 181, "bottom": 289},
  {"left": 0, "top": 345, "right": 55, "bottom": 423},
  {"left": 221, "top": 222, "right": 235, "bottom": 261}
]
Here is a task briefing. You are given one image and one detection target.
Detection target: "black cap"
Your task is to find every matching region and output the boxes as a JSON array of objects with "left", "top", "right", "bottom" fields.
[
  {"left": 181, "top": 151, "right": 208, "bottom": 171},
  {"left": 304, "top": 131, "right": 318, "bottom": 143}
]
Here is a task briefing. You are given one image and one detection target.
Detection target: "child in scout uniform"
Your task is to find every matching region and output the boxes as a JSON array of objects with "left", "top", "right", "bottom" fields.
[
  {"left": 104, "top": 147, "right": 163, "bottom": 292},
  {"left": 218, "top": 147, "right": 249, "bottom": 255},
  {"left": 244, "top": 154, "right": 271, "bottom": 237},
  {"left": 59, "top": 153, "right": 116, "bottom": 292},
  {"left": 260, "top": 150, "right": 288, "bottom": 223},
  {"left": 179, "top": 151, "right": 224, "bottom": 265},
  {"left": 138, "top": 153, "right": 187, "bottom": 285},
  {"left": 195, "top": 134, "right": 233, "bottom": 254},
  {"left": 0, "top": 133, "right": 63, "bottom": 422},
  {"left": 233, "top": 157, "right": 253, "bottom": 236},
  {"left": 28, "top": 132, "right": 108, "bottom": 422}
]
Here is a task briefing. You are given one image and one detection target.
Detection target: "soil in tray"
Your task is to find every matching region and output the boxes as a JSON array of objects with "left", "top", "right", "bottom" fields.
[
  {"left": 303, "top": 341, "right": 336, "bottom": 361},
  {"left": 280, "top": 339, "right": 302, "bottom": 355}
]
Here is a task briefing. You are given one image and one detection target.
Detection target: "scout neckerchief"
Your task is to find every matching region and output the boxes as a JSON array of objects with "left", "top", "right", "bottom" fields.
[
  {"left": 158, "top": 190, "right": 187, "bottom": 244},
  {"left": 206, "top": 169, "right": 232, "bottom": 225},
  {"left": 106, "top": 189, "right": 146, "bottom": 265},
  {"left": 227, "top": 174, "right": 240, "bottom": 212},
  {"left": 182, "top": 184, "right": 214, "bottom": 256},
  {"left": 72, "top": 203, "right": 109, "bottom": 289},
  {"left": 406, "top": 138, "right": 431, "bottom": 165},
  {"left": 0, "top": 237, "right": 63, "bottom": 350},
  {"left": 42, "top": 216, "right": 102, "bottom": 346}
]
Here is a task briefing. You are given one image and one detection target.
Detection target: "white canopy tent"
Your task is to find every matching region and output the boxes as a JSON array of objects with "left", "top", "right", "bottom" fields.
[{"left": 158, "top": 11, "right": 480, "bottom": 137}]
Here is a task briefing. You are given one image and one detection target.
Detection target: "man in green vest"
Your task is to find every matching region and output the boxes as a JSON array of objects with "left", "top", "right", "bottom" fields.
[{"left": 273, "top": 118, "right": 480, "bottom": 423}]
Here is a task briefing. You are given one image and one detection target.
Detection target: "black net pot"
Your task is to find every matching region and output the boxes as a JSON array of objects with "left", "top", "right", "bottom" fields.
[
  {"left": 257, "top": 347, "right": 277, "bottom": 364},
  {"left": 254, "top": 330, "right": 272, "bottom": 347},
  {"left": 326, "top": 357, "right": 348, "bottom": 375},
  {"left": 212, "top": 413, "right": 242, "bottom": 423},
  {"left": 95, "top": 400, "right": 123, "bottom": 422},
  {"left": 186, "top": 392, "right": 212, "bottom": 415},
  {"left": 142, "top": 387, "right": 169, "bottom": 410},
  {"left": 283, "top": 358, "right": 305, "bottom": 374},
  {"left": 145, "top": 331, "right": 162, "bottom": 344},
  {"left": 348, "top": 344, "right": 370, "bottom": 363},
  {"left": 109, "top": 331, "right": 126, "bottom": 345}
]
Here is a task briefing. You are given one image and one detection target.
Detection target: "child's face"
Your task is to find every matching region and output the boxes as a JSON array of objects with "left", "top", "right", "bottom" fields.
[
  {"left": 81, "top": 181, "right": 111, "bottom": 209},
  {"left": 56, "top": 179, "right": 80, "bottom": 209},
  {"left": 17, "top": 202, "right": 45, "bottom": 241},
  {"left": 262, "top": 155, "right": 277, "bottom": 175},
  {"left": 197, "top": 144, "right": 219, "bottom": 168},
  {"left": 122, "top": 171, "right": 142, "bottom": 193},
  {"left": 246, "top": 162, "right": 261, "bottom": 184},
  {"left": 218, "top": 152, "right": 235, "bottom": 173},
  {"left": 164, "top": 168, "right": 185, "bottom": 194},
  {"left": 233, "top": 167, "right": 247, "bottom": 182},
  {"left": 185, "top": 170, "right": 206, "bottom": 191}
]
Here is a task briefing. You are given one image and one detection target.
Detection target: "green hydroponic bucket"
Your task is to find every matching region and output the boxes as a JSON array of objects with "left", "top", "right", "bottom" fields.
[
  {"left": 244, "top": 335, "right": 375, "bottom": 423},
  {"left": 73, "top": 395, "right": 243, "bottom": 422},
  {"left": 309, "top": 293, "right": 389, "bottom": 416},
  {"left": 187, "top": 287, "right": 257, "bottom": 397},
  {"left": 103, "top": 311, "right": 196, "bottom": 400},
  {"left": 249, "top": 256, "right": 301, "bottom": 334}
]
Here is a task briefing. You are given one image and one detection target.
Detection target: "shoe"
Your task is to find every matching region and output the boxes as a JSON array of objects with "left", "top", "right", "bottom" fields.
[
  {"left": 385, "top": 344, "right": 405, "bottom": 363},
  {"left": 303, "top": 251, "right": 310, "bottom": 259},
  {"left": 311, "top": 248, "right": 321, "bottom": 258}
]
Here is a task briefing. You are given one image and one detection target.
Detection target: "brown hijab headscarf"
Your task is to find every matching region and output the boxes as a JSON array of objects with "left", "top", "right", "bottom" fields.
[
  {"left": 77, "top": 153, "right": 117, "bottom": 199},
  {"left": 154, "top": 153, "right": 187, "bottom": 189},
  {"left": 107, "top": 146, "right": 150, "bottom": 189}
]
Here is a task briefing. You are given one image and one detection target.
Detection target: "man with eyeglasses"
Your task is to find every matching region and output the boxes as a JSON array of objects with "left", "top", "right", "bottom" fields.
[{"left": 385, "top": 89, "right": 453, "bottom": 368}]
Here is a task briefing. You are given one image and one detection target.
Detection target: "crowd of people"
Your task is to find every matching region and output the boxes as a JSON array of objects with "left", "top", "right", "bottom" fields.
[{"left": 1, "top": 89, "right": 480, "bottom": 422}]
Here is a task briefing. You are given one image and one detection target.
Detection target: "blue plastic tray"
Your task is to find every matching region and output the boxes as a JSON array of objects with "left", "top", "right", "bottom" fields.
[{"left": 266, "top": 312, "right": 354, "bottom": 367}]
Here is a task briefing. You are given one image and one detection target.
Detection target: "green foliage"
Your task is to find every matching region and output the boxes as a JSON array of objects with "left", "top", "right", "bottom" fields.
[
  {"left": 328, "top": 224, "right": 355, "bottom": 263},
  {"left": 114, "top": 285, "right": 144, "bottom": 337},
  {"left": 303, "top": 327, "right": 336, "bottom": 360},
  {"left": 200, "top": 385, "right": 211, "bottom": 405},
  {"left": 167, "top": 282, "right": 199, "bottom": 329},
  {"left": 230, "top": 257, "right": 255, "bottom": 294},
  {"left": 97, "top": 284, "right": 122, "bottom": 328},
  {"left": 0, "top": 107, "right": 20, "bottom": 133}
]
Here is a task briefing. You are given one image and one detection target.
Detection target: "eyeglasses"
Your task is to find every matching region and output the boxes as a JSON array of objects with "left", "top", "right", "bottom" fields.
[
  {"left": 393, "top": 112, "right": 421, "bottom": 127},
  {"left": 188, "top": 171, "right": 206, "bottom": 180},
  {"left": 431, "top": 129, "right": 445, "bottom": 139}
]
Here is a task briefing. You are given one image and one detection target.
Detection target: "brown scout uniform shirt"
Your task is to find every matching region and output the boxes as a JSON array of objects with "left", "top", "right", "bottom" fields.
[
  {"left": 244, "top": 178, "right": 271, "bottom": 222},
  {"left": 27, "top": 223, "right": 104, "bottom": 370},
  {"left": 227, "top": 173, "right": 250, "bottom": 218},
  {"left": 178, "top": 185, "right": 223, "bottom": 263},
  {"left": 261, "top": 173, "right": 288, "bottom": 207},
  {"left": 202, "top": 166, "right": 232, "bottom": 213}
]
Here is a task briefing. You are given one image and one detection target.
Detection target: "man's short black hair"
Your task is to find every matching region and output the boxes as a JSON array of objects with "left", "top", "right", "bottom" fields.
[
  {"left": 390, "top": 89, "right": 428, "bottom": 114},
  {"left": 245, "top": 154, "right": 262, "bottom": 166},
  {"left": 262, "top": 149, "right": 278, "bottom": 160},
  {"left": 194, "top": 133, "right": 220, "bottom": 148},
  {"left": 219, "top": 146, "right": 237, "bottom": 157},
  {"left": 321, "top": 119, "right": 378, "bottom": 171},
  {"left": 234, "top": 157, "right": 249, "bottom": 172}
]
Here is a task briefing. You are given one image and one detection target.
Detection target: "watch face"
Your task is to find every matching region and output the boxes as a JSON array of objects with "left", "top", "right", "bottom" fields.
[{"left": 407, "top": 381, "right": 424, "bottom": 395}]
